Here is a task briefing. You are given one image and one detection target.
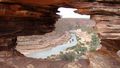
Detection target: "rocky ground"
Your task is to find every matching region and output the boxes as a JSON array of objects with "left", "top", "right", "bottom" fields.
[{"left": 0, "top": 47, "right": 120, "bottom": 68}]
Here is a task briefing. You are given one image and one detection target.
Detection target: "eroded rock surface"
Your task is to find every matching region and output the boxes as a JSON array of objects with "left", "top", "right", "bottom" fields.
[
  {"left": 0, "top": 0, "right": 120, "bottom": 68},
  {"left": 0, "top": 37, "right": 24, "bottom": 57},
  {"left": 88, "top": 49, "right": 120, "bottom": 68}
]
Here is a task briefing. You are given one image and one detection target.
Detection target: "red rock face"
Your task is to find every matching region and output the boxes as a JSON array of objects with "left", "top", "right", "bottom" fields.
[
  {"left": 0, "top": 2, "right": 60, "bottom": 37},
  {"left": 0, "top": 37, "right": 24, "bottom": 57},
  {"left": 0, "top": 0, "right": 120, "bottom": 68}
]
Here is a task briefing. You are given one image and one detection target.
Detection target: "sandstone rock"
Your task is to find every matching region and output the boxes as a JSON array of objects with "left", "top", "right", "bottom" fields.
[
  {"left": 97, "top": 0, "right": 120, "bottom": 3},
  {"left": 0, "top": 37, "right": 24, "bottom": 57},
  {"left": 91, "top": 15, "right": 120, "bottom": 39},
  {"left": 0, "top": 0, "right": 120, "bottom": 68},
  {"left": 0, "top": 62, "right": 14, "bottom": 68},
  {"left": 63, "top": 62, "right": 82, "bottom": 68},
  {"left": 74, "top": 2, "right": 120, "bottom": 15},
  {"left": 117, "top": 50, "right": 120, "bottom": 57},
  {"left": 88, "top": 50, "right": 120, "bottom": 68}
]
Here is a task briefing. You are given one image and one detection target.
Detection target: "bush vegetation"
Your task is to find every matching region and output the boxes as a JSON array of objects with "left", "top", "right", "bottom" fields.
[
  {"left": 49, "top": 26, "right": 100, "bottom": 61},
  {"left": 59, "top": 52, "right": 76, "bottom": 61}
]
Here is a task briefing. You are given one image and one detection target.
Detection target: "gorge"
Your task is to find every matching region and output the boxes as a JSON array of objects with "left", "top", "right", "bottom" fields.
[{"left": 0, "top": 0, "right": 120, "bottom": 68}]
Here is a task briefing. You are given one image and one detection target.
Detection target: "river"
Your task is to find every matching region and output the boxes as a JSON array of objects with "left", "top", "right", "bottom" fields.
[{"left": 26, "top": 33, "right": 77, "bottom": 59}]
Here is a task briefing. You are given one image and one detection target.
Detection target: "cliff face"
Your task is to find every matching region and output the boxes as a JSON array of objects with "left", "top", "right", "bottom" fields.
[
  {"left": 76, "top": 2, "right": 120, "bottom": 68},
  {"left": 73, "top": 1, "right": 120, "bottom": 52},
  {"left": 0, "top": 0, "right": 62, "bottom": 57},
  {"left": 0, "top": 0, "right": 120, "bottom": 68},
  {"left": 92, "top": 15, "right": 120, "bottom": 52},
  {"left": 0, "top": 1, "right": 119, "bottom": 37},
  {"left": 0, "top": 2, "right": 59, "bottom": 36}
]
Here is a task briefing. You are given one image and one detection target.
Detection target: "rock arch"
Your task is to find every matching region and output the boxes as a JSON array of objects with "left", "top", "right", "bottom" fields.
[{"left": 0, "top": 0, "right": 120, "bottom": 68}]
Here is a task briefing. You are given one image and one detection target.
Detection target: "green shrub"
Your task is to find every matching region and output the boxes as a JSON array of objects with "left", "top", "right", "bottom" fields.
[
  {"left": 90, "top": 33, "right": 100, "bottom": 51},
  {"left": 59, "top": 52, "right": 76, "bottom": 62}
]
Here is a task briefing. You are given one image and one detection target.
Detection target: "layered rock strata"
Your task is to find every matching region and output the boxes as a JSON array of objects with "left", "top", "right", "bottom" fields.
[
  {"left": 0, "top": 3, "right": 59, "bottom": 36},
  {"left": 0, "top": 0, "right": 120, "bottom": 68},
  {"left": 0, "top": 37, "right": 24, "bottom": 57},
  {"left": 74, "top": 1, "right": 120, "bottom": 52},
  {"left": 74, "top": 1, "right": 120, "bottom": 68},
  {"left": 0, "top": 0, "right": 60, "bottom": 57}
]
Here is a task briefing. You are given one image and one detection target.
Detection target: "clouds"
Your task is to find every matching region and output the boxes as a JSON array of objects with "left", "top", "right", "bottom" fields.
[{"left": 57, "top": 7, "right": 90, "bottom": 18}]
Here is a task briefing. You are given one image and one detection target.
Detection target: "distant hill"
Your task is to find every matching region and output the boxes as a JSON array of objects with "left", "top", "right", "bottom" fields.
[{"left": 55, "top": 18, "right": 95, "bottom": 33}]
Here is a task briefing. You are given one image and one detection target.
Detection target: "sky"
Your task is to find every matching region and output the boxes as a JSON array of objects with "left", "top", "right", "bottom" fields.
[{"left": 56, "top": 7, "right": 90, "bottom": 19}]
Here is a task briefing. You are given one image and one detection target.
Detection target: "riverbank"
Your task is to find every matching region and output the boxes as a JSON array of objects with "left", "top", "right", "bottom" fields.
[
  {"left": 16, "top": 31, "right": 71, "bottom": 55},
  {"left": 26, "top": 33, "right": 77, "bottom": 58}
]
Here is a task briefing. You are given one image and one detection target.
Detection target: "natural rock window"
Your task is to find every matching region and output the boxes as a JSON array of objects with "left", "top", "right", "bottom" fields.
[
  {"left": 16, "top": 7, "right": 100, "bottom": 60},
  {"left": 1, "top": 0, "right": 120, "bottom": 68}
]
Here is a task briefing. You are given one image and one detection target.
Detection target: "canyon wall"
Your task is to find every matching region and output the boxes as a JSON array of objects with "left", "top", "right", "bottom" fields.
[
  {"left": 74, "top": 0, "right": 120, "bottom": 52},
  {"left": 0, "top": 0, "right": 120, "bottom": 68}
]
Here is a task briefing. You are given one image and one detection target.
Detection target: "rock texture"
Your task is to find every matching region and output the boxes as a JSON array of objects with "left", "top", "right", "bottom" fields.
[
  {"left": 0, "top": 0, "right": 61, "bottom": 37},
  {"left": 91, "top": 15, "right": 120, "bottom": 53},
  {"left": 0, "top": 0, "right": 120, "bottom": 68},
  {"left": 16, "top": 32, "right": 71, "bottom": 55},
  {"left": 0, "top": 37, "right": 24, "bottom": 57},
  {"left": 0, "top": 57, "right": 90, "bottom": 68},
  {"left": 88, "top": 49, "right": 120, "bottom": 68},
  {"left": 0, "top": 0, "right": 61, "bottom": 58},
  {"left": 71, "top": 1, "right": 120, "bottom": 60}
]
